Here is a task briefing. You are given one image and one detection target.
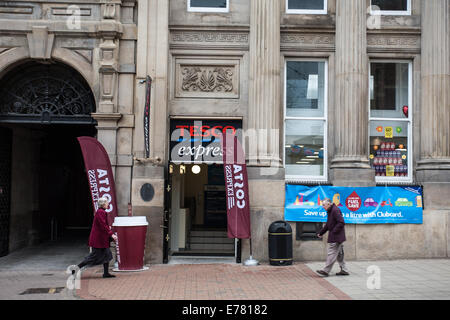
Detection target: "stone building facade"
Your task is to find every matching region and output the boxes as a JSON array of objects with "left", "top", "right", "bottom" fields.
[
  {"left": 0, "top": 0, "right": 449, "bottom": 264},
  {"left": 0, "top": 0, "right": 137, "bottom": 254}
]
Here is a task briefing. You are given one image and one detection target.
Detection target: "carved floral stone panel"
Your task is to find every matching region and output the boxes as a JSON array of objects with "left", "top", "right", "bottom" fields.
[{"left": 175, "top": 59, "right": 239, "bottom": 99}]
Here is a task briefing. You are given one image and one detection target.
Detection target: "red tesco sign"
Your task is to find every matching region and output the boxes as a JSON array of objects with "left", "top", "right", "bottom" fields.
[{"left": 175, "top": 125, "right": 237, "bottom": 138}]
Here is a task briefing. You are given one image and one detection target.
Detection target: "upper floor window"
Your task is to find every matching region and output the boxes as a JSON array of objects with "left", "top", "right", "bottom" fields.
[
  {"left": 286, "top": 0, "right": 327, "bottom": 14},
  {"left": 188, "top": 0, "right": 229, "bottom": 13},
  {"left": 370, "top": 0, "right": 411, "bottom": 15}
]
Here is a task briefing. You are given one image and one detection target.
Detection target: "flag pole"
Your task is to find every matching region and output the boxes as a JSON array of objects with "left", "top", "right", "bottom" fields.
[{"left": 244, "top": 238, "right": 259, "bottom": 266}]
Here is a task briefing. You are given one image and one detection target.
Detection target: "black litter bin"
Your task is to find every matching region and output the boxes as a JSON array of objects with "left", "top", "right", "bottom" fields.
[{"left": 268, "top": 221, "right": 293, "bottom": 266}]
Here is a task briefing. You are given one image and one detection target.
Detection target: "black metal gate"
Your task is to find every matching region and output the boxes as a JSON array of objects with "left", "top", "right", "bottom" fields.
[{"left": 0, "top": 127, "right": 12, "bottom": 257}]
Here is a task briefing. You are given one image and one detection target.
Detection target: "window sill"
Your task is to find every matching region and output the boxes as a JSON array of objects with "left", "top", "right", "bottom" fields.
[
  {"left": 369, "top": 11, "right": 411, "bottom": 16},
  {"left": 285, "top": 11, "right": 328, "bottom": 15},
  {"left": 285, "top": 178, "right": 330, "bottom": 185},
  {"left": 375, "top": 180, "right": 415, "bottom": 186}
]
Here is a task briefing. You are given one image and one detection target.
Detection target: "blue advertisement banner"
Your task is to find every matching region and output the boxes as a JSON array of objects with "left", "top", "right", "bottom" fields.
[{"left": 285, "top": 185, "right": 423, "bottom": 224}]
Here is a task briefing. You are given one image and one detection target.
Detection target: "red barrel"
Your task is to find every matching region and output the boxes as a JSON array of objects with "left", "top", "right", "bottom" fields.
[{"left": 112, "top": 216, "right": 148, "bottom": 271}]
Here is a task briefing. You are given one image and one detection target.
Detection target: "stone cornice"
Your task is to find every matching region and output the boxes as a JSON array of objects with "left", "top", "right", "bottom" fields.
[
  {"left": 416, "top": 159, "right": 450, "bottom": 171},
  {"left": 169, "top": 27, "right": 249, "bottom": 51},
  {"left": 169, "top": 25, "right": 249, "bottom": 32},
  {"left": 91, "top": 112, "right": 122, "bottom": 121},
  {"left": 281, "top": 29, "right": 335, "bottom": 52},
  {"left": 279, "top": 29, "right": 421, "bottom": 53},
  {"left": 1, "top": 0, "right": 124, "bottom": 4},
  {"left": 91, "top": 112, "right": 122, "bottom": 129},
  {"left": 367, "top": 28, "right": 421, "bottom": 53},
  {"left": 0, "top": 20, "right": 130, "bottom": 39}
]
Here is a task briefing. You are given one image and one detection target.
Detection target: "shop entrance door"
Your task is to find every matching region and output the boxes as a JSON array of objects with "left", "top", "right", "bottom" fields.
[
  {"left": 165, "top": 163, "right": 235, "bottom": 261},
  {"left": 165, "top": 118, "right": 243, "bottom": 263},
  {"left": 0, "top": 127, "right": 12, "bottom": 257}
]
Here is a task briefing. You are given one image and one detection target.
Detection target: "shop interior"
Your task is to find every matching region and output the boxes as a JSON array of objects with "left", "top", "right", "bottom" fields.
[{"left": 168, "top": 163, "right": 235, "bottom": 257}]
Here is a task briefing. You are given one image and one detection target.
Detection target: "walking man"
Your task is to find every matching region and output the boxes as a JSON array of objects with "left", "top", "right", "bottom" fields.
[{"left": 316, "top": 198, "right": 349, "bottom": 277}]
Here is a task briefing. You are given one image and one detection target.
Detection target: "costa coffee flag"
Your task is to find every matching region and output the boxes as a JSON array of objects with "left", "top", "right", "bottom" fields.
[
  {"left": 221, "top": 132, "right": 251, "bottom": 239},
  {"left": 77, "top": 136, "right": 118, "bottom": 228}
]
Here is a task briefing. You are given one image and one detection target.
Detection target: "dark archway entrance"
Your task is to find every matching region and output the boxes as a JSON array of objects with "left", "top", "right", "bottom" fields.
[{"left": 0, "top": 61, "right": 97, "bottom": 256}]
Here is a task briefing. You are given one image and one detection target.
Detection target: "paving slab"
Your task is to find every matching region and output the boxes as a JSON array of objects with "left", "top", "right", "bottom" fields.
[
  {"left": 76, "top": 262, "right": 351, "bottom": 300},
  {"left": 2, "top": 236, "right": 449, "bottom": 301},
  {"left": 306, "top": 259, "right": 450, "bottom": 300}
]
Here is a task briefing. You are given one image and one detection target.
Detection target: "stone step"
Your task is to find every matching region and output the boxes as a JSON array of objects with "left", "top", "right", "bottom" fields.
[
  {"left": 190, "top": 242, "right": 235, "bottom": 251},
  {"left": 190, "top": 236, "right": 234, "bottom": 244},
  {"left": 190, "top": 230, "right": 228, "bottom": 237}
]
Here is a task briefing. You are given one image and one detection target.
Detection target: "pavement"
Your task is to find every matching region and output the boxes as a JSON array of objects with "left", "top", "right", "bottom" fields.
[
  {"left": 1, "top": 236, "right": 449, "bottom": 301},
  {"left": 76, "top": 261, "right": 349, "bottom": 300},
  {"left": 0, "top": 232, "right": 88, "bottom": 300},
  {"left": 307, "top": 259, "right": 450, "bottom": 300}
]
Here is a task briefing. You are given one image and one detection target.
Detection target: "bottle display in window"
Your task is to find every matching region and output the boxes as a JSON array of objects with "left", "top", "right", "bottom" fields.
[{"left": 370, "top": 136, "right": 408, "bottom": 177}]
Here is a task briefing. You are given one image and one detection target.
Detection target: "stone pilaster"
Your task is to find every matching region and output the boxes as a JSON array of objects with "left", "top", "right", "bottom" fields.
[
  {"left": 330, "top": 0, "right": 374, "bottom": 186},
  {"left": 115, "top": 0, "right": 137, "bottom": 215},
  {"left": 248, "top": 0, "right": 281, "bottom": 167},
  {"left": 132, "top": 0, "right": 169, "bottom": 264},
  {"left": 94, "top": 3, "right": 124, "bottom": 175},
  {"left": 416, "top": 0, "right": 450, "bottom": 209},
  {"left": 244, "top": 0, "right": 284, "bottom": 263}
]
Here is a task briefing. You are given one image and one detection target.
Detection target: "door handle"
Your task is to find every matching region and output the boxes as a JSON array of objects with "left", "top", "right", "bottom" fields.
[{"left": 160, "top": 225, "right": 168, "bottom": 229}]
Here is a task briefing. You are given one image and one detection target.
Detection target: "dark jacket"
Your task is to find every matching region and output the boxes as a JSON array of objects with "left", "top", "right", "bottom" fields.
[
  {"left": 318, "top": 203, "right": 346, "bottom": 243},
  {"left": 88, "top": 208, "right": 114, "bottom": 248}
]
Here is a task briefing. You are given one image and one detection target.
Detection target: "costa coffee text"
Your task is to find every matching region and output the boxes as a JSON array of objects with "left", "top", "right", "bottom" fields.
[
  {"left": 225, "top": 164, "right": 246, "bottom": 210},
  {"left": 88, "top": 169, "right": 114, "bottom": 212}
]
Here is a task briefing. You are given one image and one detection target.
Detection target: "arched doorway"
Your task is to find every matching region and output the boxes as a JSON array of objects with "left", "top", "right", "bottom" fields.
[{"left": 0, "top": 61, "right": 97, "bottom": 256}]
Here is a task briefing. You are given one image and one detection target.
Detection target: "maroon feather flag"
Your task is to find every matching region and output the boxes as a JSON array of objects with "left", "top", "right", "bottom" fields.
[
  {"left": 221, "top": 132, "right": 251, "bottom": 239},
  {"left": 77, "top": 136, "right": 118, "bottom": 228}
]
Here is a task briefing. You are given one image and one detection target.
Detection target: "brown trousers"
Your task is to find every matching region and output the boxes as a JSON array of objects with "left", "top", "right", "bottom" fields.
[{"left": 323, "top": 242, "right": 348, "bottom": 273}]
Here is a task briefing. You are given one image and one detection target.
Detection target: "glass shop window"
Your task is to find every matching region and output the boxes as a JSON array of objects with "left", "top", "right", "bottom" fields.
[
  {"left": 188, "top": 0, "right": 229, "bottom": 12},
  {"left": 369, "top": 62, "right": 412, "bottom": 182},
  {"left": 285, "top": 60, "right": 327, "bottom": 181},
  {"left": 370, "top": 0, "right": 411, "bottom": 15},
  {"left": 286, "top": 0, "right": 327, "bottom": 14}
]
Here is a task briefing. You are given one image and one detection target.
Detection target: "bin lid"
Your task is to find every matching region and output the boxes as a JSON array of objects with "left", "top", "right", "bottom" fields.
[
  {"left": 268, "top": 220, "right": 292, "bottom": 233},
  {"left": 112, "top": 216, "right": 148, "bottom": 227}
]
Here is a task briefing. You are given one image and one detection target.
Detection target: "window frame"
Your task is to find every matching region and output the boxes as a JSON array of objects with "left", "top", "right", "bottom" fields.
[
  {"left": 368, "top": 59, "right": 413, "bottom": 183},
  {"left": 187, "top": 0, "right": 230, "bottom": 13},
  {"left": 286, "top": 0, "right": 328, "bottom": 15},
  {"left": 296, "top": 222, "right": 323, "bottom": 241},
  {"left": 283, "top": 58, "right": 329, "bottom": 182},
  {"left": 370, "top": 0, "right": 411, "bottom": 16}
]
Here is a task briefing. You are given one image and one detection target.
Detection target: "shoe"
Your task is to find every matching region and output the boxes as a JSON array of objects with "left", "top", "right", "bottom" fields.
[
  {"left": 316, "top": 270, "right": 329, "bottom": 277},
  {"left": 102, "top": 273, "right": 116, "bottom": 278},
  {"left": 336, "top": 270, "right": 349, "bottom": 276}
]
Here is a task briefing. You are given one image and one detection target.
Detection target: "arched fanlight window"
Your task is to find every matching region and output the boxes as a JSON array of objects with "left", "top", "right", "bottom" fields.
[{"left": 0, "top": 62, "right": 96, "bottom": 124}]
